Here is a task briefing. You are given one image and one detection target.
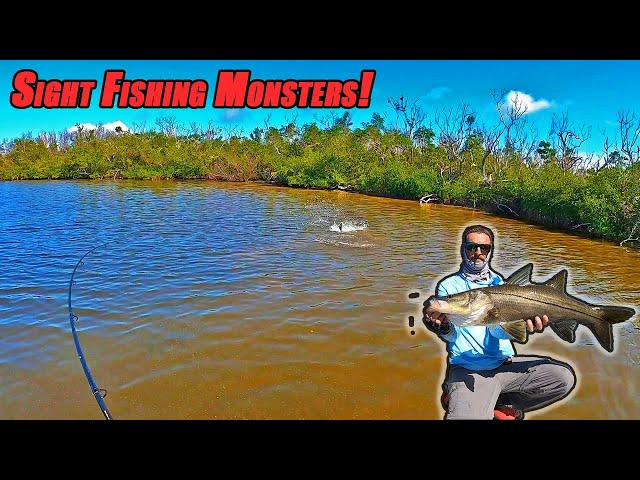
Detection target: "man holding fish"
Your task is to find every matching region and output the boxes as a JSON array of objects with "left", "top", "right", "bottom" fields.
[{"left": 422, "top": 224, "right": 577, "bottom": 420}]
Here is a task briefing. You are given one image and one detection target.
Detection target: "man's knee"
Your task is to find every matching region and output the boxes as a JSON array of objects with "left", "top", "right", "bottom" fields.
[
  {"left": 558, "top": 365, "right": 576, "bottom": 396},
  {"left": 550, "top": 362, "right": 576, "bottom": 398}
]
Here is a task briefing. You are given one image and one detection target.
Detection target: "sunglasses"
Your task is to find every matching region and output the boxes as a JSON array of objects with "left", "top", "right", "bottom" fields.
[{"left": 465, "top": 242, "right": 491, "bottom": 254}]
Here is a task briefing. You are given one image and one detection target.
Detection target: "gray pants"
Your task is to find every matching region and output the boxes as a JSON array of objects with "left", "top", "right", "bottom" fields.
[{"left": 444, "top": 355, "right": 576, "bottom": 420}]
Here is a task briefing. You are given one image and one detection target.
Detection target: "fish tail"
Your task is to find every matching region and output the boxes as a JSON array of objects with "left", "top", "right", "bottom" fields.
[
  {"left": 585, "top": 321, "right": 615, "bottom": 353},
  {"left": 591, "top": 305, "right": 636, "bottom": 324},
  {"left": 587, "top": 306, "right": 635, "bottom": 353}
]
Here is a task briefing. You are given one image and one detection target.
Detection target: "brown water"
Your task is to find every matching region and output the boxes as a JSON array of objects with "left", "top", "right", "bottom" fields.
[{"left": 1, "top": 180, "right": 638, "bottom": 420}]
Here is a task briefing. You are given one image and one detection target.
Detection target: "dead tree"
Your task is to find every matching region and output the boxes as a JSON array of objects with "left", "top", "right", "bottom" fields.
[
  {"left": 0, "top": 138, "right": 13, "bottom": 154},
  {"left": 476, "top": 122, "right": 501, "bottom": 182},
  {"left": 204, "top": 119, "right": 222, "bottom": 141},
  {"left": 314, "top": 111, "right": 337, "bottom": 130},
  {"left": 434, "top": 102, "right": 475, "bottom": 175},
  {"left": 596, "top": 132, "right": 612, "bottom": 171},
  {"left": 58, "top": 130, "right": 73, "bottom": 151},
  {"left": 617, "top": 110, "right": 640, "bottom": 166},
  {"left": 281, "top": 112, "right": 301, "bottom": 143},
  {"left": 387, "top": 95, "right": 428, "bottom": 163},
  {"left": 188, "top": 122, "right": 202, "bottom": 140},
  {"left": 387, "top": 96, "right": 428, "bottom": 141},
  {"left": 131, "top": 121, "right": 148, "bottom": 135},
  {"left": 550, "top": 111, "right": 591, "bottom": 171},
  {"left": 494, "top": 89, "right": 538, "bottom": 167},
  {"left": 155, "top": 116, "right": 180, "bottom": 137},
  {"left": 222, "top": 124, "right": 241, "bottom": 141}
]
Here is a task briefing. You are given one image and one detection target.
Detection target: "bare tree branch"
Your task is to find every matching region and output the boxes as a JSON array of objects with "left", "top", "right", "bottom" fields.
[
  {"left": 550, "top": 111, "right": 591, "bottom": 170},
  {"left": 387, "top": 96, "right": 428, "bottom": 141},
  {"left": 618, "top": 110, "right": 640, "bottom": 166},
  {"left": 434, "top": 101, "right": 475, "bottom": 174}
]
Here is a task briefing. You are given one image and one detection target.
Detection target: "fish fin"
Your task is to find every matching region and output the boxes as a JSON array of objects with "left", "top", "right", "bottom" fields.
[
  {"left": 505, "top": 263, "right": 533, "bottom": 286},
  {"left": 550, "top": 320, "right": 578, "bottom": 343},
  {"left": 456, "top": 304, "right": 495, "bottom": 327},
  {"left": 586, "top": 306, "right": 636, "bottom": 353},
  {"left": 544, "top": 270, "right": 568, "bottom": 291},
  {"left": 585, "top": 320, "right": 615, "bottom": 353},
  {"left": 501, "top": 321, "right": 528, "bottom": 343}
]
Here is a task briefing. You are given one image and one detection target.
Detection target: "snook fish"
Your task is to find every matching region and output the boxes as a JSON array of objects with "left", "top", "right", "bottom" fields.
[{"left": 424, "top": 263, "right": 636, "bottom": 353}]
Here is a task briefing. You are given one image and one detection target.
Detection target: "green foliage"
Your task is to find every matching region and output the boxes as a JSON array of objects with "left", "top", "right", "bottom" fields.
[
  {"left": 519, "top": 164, "right": 582, "bottom": 220},
  {"left": 537, "top": 140, "right": 556, "bottom": 163},
  {"left": 574, "top": 167, "right": 637, "bottom": 237},
  {"left": 273, "top": 153, "right": 349, "bottom": 188},
  {"left": 1, "top": 117, "right": 640, "bottom": 246},
  {"left": 360, "top": 160, "right": 439, "bottom": 199}
]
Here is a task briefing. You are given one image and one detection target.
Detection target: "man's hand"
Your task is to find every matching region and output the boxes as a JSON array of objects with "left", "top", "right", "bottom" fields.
[
  {"left": 422, "top": 305, "right": 450, "bottom": 334},
  {"left": 423, "top": 310, "right": 449, "bottom": 328},
  {"left": 525, "top": 315, "right": 549, "bottom": 334}
]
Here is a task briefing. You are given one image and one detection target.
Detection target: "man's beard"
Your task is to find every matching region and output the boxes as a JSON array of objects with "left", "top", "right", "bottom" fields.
[{"left": 460, "top": 246, "right": 491, "bottom": 281}]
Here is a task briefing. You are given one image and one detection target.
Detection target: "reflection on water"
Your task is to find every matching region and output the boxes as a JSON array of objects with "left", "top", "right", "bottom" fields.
[{"left": 0, "top": 180, "right": 638, "bottom": 419}]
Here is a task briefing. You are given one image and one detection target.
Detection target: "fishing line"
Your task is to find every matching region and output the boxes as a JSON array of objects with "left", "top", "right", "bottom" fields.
[{"left": 68, "top": 240, "right": 118, "bottom": 420}]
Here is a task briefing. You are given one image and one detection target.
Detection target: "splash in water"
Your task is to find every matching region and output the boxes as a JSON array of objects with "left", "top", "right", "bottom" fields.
[{"left": 330, "top": 220, "right": 368, "bottom": 233}]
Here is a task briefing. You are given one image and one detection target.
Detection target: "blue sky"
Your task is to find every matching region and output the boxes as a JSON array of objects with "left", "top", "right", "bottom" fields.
[{"left": 1, "top": 60, "right": 639, "bottom": 157}]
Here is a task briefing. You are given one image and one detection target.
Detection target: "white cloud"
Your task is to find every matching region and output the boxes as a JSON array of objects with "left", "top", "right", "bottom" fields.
[
  {"left": 423, "top": 86, "right": 452, "bottom": 101},
  {"left": 503, "top": 90, "right": 551, "bottom": 115},
  {"left": 67, "top": 122, "right": 96, "bottom": 133},
  {"left": 67, "top": 120, "right": 130, "bottom": 134},
  {"left": 102, "top": 120, "right": 130, "bottom": 133},
  {"left": 223, "top": 109, "right": 241, "bottom": 121}
]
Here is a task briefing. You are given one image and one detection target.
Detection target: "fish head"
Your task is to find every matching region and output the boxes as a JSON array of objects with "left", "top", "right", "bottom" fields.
[
  {"left": 424, "top": 290, "right": 494, "bottom": 326},
  {"left": 425, "top": 290, "right": 474, "bottom": 315}
]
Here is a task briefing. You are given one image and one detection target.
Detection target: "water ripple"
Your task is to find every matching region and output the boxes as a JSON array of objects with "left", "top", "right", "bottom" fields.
[{"left": 1, "top": 180, "right": 639, "bottom": 419}]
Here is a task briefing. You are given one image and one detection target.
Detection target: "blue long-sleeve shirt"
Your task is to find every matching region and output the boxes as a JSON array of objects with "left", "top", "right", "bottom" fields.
[{"left": 435, "top": 270, "right": 515, "bottom": 370}]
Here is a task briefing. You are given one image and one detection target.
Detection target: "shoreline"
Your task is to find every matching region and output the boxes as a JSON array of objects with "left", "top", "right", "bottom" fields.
[{"left": 3, "top": 176, "right": 639, "bottom": 250}]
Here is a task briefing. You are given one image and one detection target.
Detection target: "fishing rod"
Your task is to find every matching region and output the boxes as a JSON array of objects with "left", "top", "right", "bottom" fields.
[{"left": 68, "top": 240, "right": 118, "bottom": 420}]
